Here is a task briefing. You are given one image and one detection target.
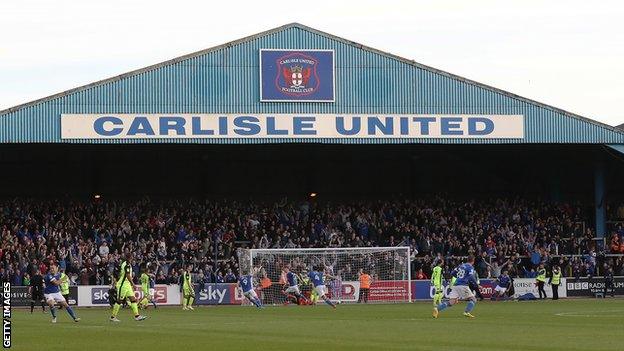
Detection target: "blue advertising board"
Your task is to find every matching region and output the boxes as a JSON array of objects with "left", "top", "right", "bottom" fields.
[
  {"left": 91, "top": 287, "right": 110, "bottom": 304},
  {"left": 260, "top": 49, "right": 335, "bottom": 102}
]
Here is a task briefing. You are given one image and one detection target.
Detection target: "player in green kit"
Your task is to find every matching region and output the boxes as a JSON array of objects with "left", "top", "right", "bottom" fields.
[
  {"left": 59, "top": 268, "right": 70, "bottom": 309},
  {"left": 182, "top": 265, "right": 195, "bottom": 311},
  {"left": 430, "top": 259, "right": 444, "bottom": 316},
  {"left": 110, "top": 253, "right": 147, "bottom": 322},
  {"left": 139, "top": 265, "right": 157, "bottom": 309}
]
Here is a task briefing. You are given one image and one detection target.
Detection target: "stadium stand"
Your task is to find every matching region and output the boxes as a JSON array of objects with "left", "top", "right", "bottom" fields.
[{"left": 2, "top": 197, "right": 623, "bottom": 287}]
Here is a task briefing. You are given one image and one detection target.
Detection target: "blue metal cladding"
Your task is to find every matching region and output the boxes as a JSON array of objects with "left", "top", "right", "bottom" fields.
[{"left": 1, "top": 23, "right": 624, "bottom": 144}]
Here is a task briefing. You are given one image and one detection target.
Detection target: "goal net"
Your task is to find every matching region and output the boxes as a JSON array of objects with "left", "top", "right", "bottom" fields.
[{"left": 237, "top": 247, "right": 411, "bottom": 305}]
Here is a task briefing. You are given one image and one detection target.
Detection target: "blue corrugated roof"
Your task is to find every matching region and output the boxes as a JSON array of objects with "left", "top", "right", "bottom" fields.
[{"left": 1, "top": 22, "right": 623, "bottom": 144}]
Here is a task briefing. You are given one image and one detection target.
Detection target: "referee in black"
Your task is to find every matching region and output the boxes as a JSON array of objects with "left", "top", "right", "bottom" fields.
[
  {"left": 29, "top": 269, "right": 46, "bottom": 313},
  {"left": 604, "top": 267, "right": 615, "bottom": 297}
]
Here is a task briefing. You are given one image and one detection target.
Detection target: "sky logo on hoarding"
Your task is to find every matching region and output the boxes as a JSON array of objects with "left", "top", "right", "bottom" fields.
[
  {"left": 198, "top": 285, "right": 228, "bottom": 304},
  {"left": 91, "top": 288, "right": 110, "bottom": 304},
  {"left": 92, "top": 286, "right": 167, "bottom": 304}
]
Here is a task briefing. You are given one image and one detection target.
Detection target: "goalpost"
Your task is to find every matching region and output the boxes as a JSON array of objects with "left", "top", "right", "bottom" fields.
[{"left": 237, "top": 247, "right": 411, "bottom": 304}]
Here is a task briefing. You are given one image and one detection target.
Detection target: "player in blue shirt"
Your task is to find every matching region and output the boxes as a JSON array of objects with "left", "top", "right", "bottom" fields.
[
  {"left": 239, "top": 274, "right": 263, "bottom": 308},
  {"left": 283, "top": 265, "right": 309, "bottom": 305},
  {"left": 433, "top": 255, "right": 477, "bottom": 318},
  {"left": 492, "top": 270, "right": 511, "bottom": 301},
  {"left": 308, "top": 266, "right": 336, "bottom": 308},
  {"left": 44, "top": 262, "right": 80, "bottom": 323}
]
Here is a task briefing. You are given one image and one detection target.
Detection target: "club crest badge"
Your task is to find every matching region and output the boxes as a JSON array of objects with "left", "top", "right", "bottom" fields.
[
  {"left": 260, "top": 49, "right": 335, "bottom": 102},
  {"left": 275, "top": 52, "right": 320, "bottom": 96}
]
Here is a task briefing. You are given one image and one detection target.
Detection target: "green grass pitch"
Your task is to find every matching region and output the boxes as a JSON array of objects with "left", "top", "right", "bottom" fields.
[{"left": 11, "top": 299, "right": 624, "bottom": 350}]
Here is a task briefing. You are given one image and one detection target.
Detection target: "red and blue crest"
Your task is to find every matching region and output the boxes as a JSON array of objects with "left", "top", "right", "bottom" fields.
[
  {"left": 274, "top": 52, "right": 320, "bottom": 97},
  {"left": 260, "top": 49, "right": 335, "bottom": 102}
]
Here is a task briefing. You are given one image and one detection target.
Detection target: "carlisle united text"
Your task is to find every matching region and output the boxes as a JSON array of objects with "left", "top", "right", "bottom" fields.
[{"left": 61, "top": 114, "right": 524, "bottom": 139}]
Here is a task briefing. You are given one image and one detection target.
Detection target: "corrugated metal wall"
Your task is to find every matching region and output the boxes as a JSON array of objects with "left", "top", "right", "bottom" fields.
[{"left": 1, "top": 24, "right": 623, "bottom": 144}]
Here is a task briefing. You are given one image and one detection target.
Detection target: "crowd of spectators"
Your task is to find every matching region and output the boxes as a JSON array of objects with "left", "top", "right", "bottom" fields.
[{"left": 1, "top": 197, "right": 623, "bottom": 287}]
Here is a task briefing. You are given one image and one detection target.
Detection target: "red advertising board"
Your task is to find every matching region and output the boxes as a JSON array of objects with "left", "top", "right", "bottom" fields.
[
  {"left": 476, "top": 280, "right": 495, "bottom": 299},
  {"left": 368, "top": 281, "right": 410, "bottom": 302}
]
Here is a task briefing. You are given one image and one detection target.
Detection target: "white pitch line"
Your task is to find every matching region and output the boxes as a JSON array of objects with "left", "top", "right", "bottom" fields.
[{"left": 555, "top": 309, "right": 624, "bottom": 317}]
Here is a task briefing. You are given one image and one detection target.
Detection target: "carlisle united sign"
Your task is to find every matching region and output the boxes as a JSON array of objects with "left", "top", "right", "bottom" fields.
[
  {"left": 260, "top": 49, "right": 335, "bottom": 102},
  {"left": 60, "top": 114, "right": 524, "bottom": 139}
]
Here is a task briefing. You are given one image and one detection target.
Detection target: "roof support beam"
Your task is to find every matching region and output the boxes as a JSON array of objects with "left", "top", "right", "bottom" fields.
[{"left": 605, "top": 143, "right": 624, "bottom": 156}]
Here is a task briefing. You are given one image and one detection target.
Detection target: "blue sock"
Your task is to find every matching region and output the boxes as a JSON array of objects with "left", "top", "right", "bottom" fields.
[
  {"left": 66, "top": 306, "right": 77, "bottom": 319},
  {"left": 465, "top": 300, "right": 476, "bottom": 313},
  {"left": 51, "top": 307, "right": 57, "bottom": 318},
  {"left": 252, "top": 297, "right": 263, "bottom": 308},
  {"left": 323, "top": 298, "right": 335, "bottom": 307},
  {"left": 437, "top": 301, "right": 450, "bottom": 311}
]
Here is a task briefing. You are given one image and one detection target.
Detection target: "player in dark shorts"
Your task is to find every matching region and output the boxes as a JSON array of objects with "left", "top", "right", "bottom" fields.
[
  {"left": 108, "top": 281, "right": 127, "bottom": 308},
  {"left": 29, "top": 270, "right": 46, "bottom": 313},
  {"left": 108, "top": 282, "right": 118, "bottom": 308}
]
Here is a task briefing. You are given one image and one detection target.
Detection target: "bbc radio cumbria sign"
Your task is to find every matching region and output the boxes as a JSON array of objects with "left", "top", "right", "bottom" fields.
[{"left": 60, "top": 114, "right": 524, "bottom": 139}]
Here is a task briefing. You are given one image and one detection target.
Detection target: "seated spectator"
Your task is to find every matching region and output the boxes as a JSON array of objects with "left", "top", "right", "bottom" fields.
[
  {"left": 611, "top": 234, "right": 620, "bottom": 253},
  {"left": 225, "top": 269, "right": 237, "bottom": 283},
  {"left": 215, "top": 271, "right": 225, "bottom": 283}
]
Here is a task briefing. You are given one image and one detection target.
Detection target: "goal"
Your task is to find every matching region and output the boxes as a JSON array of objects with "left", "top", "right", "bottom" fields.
[{"left": 237, "top": 247, "right": 411, "bottom": 304}]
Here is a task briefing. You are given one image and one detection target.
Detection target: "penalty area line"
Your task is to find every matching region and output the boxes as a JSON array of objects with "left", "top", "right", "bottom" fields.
[{"left": 554, "top": 309, "right": 624, "bottom": 317}]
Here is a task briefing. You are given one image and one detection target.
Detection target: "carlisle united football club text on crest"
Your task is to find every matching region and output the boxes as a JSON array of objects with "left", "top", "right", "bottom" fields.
[
  {"left": 260, "top": 49, "right": 335, "bottom": 102},
  {"left": 275, "top": 52, "right": 319, "bottom": 96}
]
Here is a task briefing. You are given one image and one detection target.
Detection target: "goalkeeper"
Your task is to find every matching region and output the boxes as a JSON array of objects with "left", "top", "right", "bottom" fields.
[
  {"left": 430, "top": 259, "right": 444, "bottom": 311},
  {"left": 299, "top": 271, "right": 315, "bottom": 305}
]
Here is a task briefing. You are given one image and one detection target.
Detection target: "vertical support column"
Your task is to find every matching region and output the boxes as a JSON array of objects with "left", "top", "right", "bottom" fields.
[
  {"left": 406, "top": 247, "right": 412, "bottom": 303},
  {"left": 213, "top": 232, "right": 220, "bottom": 274},
  {"left": 594, "top": 160, "right": 606, "bottom": 238}
]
